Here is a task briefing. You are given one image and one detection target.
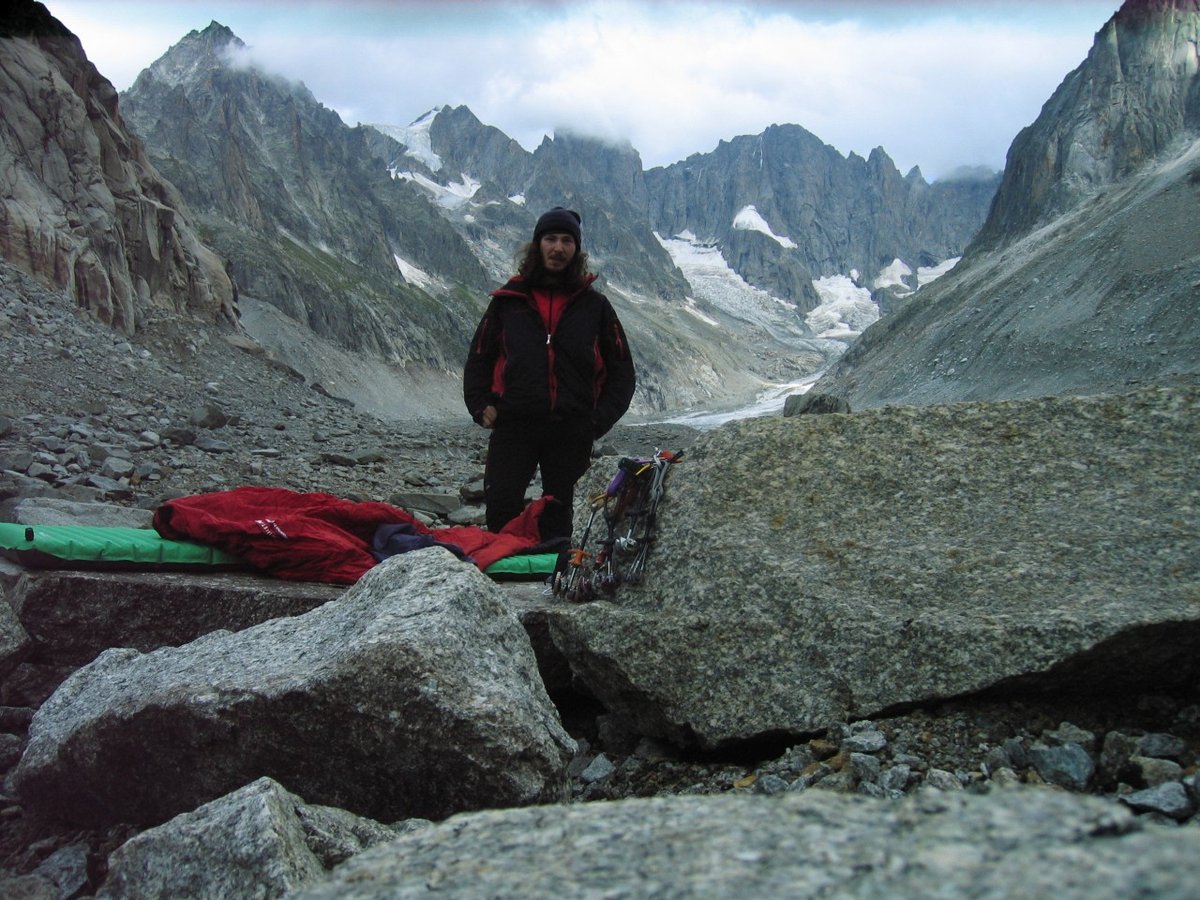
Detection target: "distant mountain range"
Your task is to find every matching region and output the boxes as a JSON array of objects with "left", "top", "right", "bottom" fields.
[
  {"left": 3, "top": 0, "right": 1193, "bottom": 422},
  {"left": 112, "top": 19, "right": 995, "bottom": 417}
]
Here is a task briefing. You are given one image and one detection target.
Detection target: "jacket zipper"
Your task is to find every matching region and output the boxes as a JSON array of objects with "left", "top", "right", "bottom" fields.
[{"left": 544, "top": 292, "right": 561, "bottom": 412}]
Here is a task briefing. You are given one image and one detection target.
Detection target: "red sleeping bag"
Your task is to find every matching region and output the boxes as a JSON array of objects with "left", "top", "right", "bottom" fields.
[{"left": 154, "top": 486, "right": 549, "bottom": 584}]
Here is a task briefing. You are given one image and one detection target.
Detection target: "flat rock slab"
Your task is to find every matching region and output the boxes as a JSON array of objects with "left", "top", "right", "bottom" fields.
[
  {"left": 13, "top": 549, "right": 574, "bottom": 827},
  {"left": 295, "top": 787, "right": 1200, "bottom": 899},
  {"left": 9, "top": 568, "right": 344, "bottom": 666},
  {"left": 543, "top": 386, "right": 1200, "bottom": 748}
]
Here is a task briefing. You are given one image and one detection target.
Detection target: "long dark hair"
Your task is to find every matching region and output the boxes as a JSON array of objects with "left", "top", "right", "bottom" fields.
[{"left": 515, "top": 240, "right": 591, "bottom": 286}]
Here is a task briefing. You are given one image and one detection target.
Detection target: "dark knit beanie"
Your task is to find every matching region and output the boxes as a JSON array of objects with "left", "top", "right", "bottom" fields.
[{"left": 533, "top": 207, "right": 582, "bottom": 245}]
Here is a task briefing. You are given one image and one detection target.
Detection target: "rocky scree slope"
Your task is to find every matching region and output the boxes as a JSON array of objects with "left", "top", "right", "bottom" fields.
[{"left": 0, "top": 261, "right": 493, "bottom": 511}]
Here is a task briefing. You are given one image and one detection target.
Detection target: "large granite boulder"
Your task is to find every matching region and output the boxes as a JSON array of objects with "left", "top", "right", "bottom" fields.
[
  {"left": 1, "top": 498, "right": 154, "bottom": 528},
  {"left": 295, "top": 788, "right": 1200, "bottom": 898},
  {"left": 543, "top": 385, "right": 1200, "bottom": 749},
  {"left": 2, "top": 562, "right": 343, "bottom": 708},
  {"left": 11, "top": 548, "right": 574, "bottom": 826}
]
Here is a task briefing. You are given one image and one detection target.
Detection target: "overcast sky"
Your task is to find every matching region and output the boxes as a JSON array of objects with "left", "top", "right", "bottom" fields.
[{"left": 49, "top": 0, "right": 1121, "bottom": 180}]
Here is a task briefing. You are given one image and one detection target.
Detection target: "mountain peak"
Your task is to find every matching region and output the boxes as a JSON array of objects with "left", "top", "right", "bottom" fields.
[
  {"left": 136, "top": 20, "right": 246, "bottom": 89},
  {"left": 197, "top": 21, "right": 241, "bottom": 44},
  {"left": 0, "top": 0, "right": 235, "bottom": 332},
  {"left": 866, "top": 145, "right": 897, "bottom": 170}
]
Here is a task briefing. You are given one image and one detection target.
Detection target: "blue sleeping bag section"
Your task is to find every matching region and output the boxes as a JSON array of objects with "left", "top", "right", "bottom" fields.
[{"left": 0, "top": 522, "right": 247, "bottom": 572}]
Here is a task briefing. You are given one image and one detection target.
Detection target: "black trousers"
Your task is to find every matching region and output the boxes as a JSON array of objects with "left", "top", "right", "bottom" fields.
[{"left": 484, "top": 418, "right": 593, "bottom": 541}]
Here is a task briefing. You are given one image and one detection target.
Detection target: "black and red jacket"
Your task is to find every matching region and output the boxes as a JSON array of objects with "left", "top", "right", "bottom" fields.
[{"left": 463, "top": 273, "right": 636, "bottom": 437}]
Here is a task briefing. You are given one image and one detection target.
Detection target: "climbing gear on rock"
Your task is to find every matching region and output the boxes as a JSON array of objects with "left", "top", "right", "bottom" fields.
[{"left": 553, "top": 449, "right": 682, "bottom": 602}]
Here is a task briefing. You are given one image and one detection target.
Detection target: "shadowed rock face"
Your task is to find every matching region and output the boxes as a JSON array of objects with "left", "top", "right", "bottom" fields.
[
  {"left": 0, "top": 1, "right": 235, "bottom": 333},
  {"left": 543, "top": 384, "right": 1200, "bottom": 749}
]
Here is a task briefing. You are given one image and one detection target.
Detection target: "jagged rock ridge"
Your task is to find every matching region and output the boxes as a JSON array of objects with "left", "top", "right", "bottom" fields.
[
  {"left": 400, "top": 108, "right": 996, "bottom": 321},
  {"left": 644, "top": 125, "right": 998, "bottom": 297}
]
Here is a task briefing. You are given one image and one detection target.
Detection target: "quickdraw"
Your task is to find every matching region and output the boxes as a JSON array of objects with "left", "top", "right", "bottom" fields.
[{"left": 552, "top": 448, "right": 683, "bottom": 602}]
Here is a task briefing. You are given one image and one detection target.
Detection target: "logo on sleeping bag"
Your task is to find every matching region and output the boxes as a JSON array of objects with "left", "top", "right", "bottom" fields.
[{"left": 255, "top": 518, "right": 288, "bottom": 539}]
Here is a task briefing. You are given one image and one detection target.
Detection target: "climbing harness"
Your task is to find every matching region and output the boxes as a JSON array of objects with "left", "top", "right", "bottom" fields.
[{"left": 552, "top": 448, "right": 683, "bottom": 602}]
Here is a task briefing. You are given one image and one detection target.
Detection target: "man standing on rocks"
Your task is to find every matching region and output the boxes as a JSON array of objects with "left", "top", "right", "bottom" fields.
[{"left": 464, "top": 207, "right": 636, "bottom": 542}]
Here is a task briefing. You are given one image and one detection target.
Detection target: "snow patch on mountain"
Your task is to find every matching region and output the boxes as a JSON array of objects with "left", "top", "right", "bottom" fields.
[
  {"left": 371, "top": 108, "right": 444, "bottom": 171},
  {"left": 732, "top": 206, "right": 797, "bottom": 249},
  {"left": 389, "top": 169, "right": 481, "bottom": 209},
  {"left": 808, "top": 275, "right": 879, "bottom": 340},
  {"left": 394, "top": 255, "right": 439, "bottom": 291},
  {"left": 806, "top": 256, "right": 959, "bottom": 340},
  {"left": 918, "top": 256, "right": 961, "bottom": 286},
  {"left": 657, "top": 233, "right": 804, "bottom": 340},
  {"left": 874, "top": 258, "right": 913, "bottom": 291}
]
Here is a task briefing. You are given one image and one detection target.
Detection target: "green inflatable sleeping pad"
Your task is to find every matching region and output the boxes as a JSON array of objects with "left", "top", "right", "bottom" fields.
[
  {"left": 0, "top": 522, "right": 246, "bottom": 572},
  {"left": 1, "top": 521, "right": 561, "bottom": 579},
  {"left": 483, "top": 551, "right": 560, "bottom": 581}
]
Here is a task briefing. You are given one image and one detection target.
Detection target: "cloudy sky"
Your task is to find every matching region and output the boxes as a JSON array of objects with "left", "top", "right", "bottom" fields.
[{"left": 50, "top": 0, "right": 1120, "bottom": 180}]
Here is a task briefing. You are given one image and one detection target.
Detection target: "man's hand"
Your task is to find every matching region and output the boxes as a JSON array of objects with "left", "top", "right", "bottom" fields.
[{"left": 480, "top": 405, "right": 497, "bottom": 428}]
